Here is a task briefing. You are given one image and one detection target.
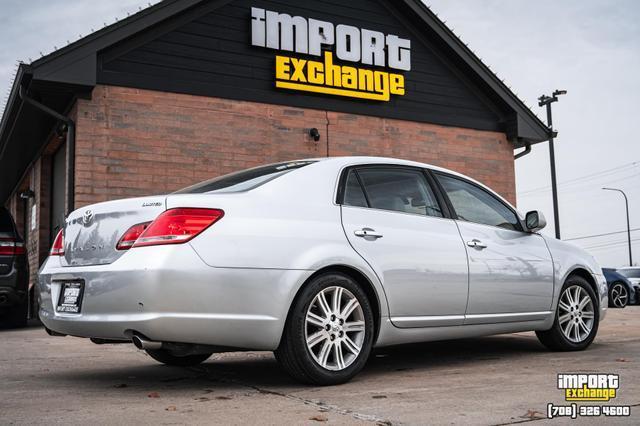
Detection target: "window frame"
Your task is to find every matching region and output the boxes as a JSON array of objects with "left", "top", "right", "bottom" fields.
[
  {"left": 336, "top": 164, "right": 452, "bottom": 219},
  {"left": 431, "top": 171, "right": 525, "bottom": 232}
]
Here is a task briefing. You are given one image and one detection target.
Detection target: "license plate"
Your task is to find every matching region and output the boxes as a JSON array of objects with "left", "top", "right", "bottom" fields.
[{"left": 56, "top": 282, "right": 84, "bottom": 314}]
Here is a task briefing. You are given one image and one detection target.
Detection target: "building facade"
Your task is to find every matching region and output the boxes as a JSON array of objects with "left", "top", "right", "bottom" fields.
[{"left": 0, "top": 0, "right": 548, "bottom": 289}]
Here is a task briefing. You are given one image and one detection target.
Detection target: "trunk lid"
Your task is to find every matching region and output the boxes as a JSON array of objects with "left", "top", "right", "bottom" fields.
[{"left": 63, "top": 196, "right": 167, "bottom": 266}]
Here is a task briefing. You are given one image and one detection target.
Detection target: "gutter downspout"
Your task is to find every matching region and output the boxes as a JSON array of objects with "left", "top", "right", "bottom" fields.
[
  {"left": 18, "top": 85, "right": 76, "bottom": 215},
  {"left": 514, "top": 141, "right": 531, "bottom": 160}
]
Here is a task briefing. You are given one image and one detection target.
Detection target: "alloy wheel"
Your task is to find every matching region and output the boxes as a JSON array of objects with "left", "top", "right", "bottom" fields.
[
  {"left": 558, "top": 285, "right": 595, "bottom": 343},
  {"left": 305, "top": 286, "right": 366, "bottom": 371},
  {"left": 610, "top": 283, "right": 628, "bottom": 308}
]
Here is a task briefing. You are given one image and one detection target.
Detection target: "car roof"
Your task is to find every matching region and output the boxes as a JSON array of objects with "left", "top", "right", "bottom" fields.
[
  {"left": 301, "top": 156, "right": 518, "bottom": 212},
  {"left": 307, "top": 156, "right": 445, "bottom": 170}
]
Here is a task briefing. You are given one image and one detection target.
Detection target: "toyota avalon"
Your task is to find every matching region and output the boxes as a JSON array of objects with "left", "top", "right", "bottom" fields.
[{"left": 38, "top": 157, "right": 607, "bottom": 385}]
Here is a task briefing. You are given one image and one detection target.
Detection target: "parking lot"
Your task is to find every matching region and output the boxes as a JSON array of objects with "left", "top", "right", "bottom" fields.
[{"left": 1, "top": 307, "right": 638, "bottom": 425}]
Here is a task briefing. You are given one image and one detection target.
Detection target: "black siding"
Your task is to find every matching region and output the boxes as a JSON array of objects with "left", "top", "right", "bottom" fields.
[{"left": 98, "top": 0, "right": 506, "bottom": 132}]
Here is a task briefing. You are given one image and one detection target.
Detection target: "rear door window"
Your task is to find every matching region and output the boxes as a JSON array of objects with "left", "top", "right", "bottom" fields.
[{"left": 343, "top": 167, "right": 443, "bottom": 218}]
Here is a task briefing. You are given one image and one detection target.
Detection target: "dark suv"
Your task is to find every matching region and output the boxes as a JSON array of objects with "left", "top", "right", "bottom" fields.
[{"left": 0, "top": 207, "right": 29, "bottom": 328}]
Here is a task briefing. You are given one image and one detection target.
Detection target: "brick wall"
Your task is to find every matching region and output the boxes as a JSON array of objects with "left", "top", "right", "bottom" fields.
[{"left": 74, "top": 85, "right": 515, "bottom": 207}]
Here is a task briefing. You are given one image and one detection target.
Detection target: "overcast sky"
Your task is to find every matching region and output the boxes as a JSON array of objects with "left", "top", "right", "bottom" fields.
[{"left": 0, "top": 0, "right": 638, "bottom": 267}]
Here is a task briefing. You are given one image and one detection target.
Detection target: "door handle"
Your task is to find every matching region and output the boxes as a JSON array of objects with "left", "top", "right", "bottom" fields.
[
  {"left": 354, "top": 228, "right": 383, "bottom": 239},
  {"left": 466, "top": 239, "right": 487, "bottom": 249}
]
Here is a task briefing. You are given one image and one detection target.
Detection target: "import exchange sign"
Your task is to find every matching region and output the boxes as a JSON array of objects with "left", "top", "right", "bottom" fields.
[{"left": 251, "top": 7, "right": 411, "bottom": 102}]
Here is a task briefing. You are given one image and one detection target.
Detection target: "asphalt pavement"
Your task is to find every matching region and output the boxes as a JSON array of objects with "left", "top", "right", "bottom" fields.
[{"left": 1, "top": 308, "right": 638, "bottom": 425}]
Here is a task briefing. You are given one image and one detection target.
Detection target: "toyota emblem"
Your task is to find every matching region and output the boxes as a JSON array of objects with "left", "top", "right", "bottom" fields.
[{"left": 82, "top": 210, "right": 94, "bottom": 226}]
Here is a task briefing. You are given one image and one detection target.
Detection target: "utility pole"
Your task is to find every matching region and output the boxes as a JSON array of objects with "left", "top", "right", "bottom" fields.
[
  {"left": 603, "top": 187, "right": 633, "bottom": 267},
  {"left": 538, "top": 90, "right": 567, "bottom": 239}
]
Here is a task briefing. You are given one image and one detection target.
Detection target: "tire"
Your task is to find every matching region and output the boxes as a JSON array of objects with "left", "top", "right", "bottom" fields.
[
  {"left": 146, "top": 349, "right": 212, "bottom": 367},
  {"left": 275, "top": 272, "right": 375, "bottom": 385},
  {"left": 536, "top": 275, "right": 599, "bottom": 351},
  {"left": 608, "top": 282, "right": 629, "bottom": 308},
  {"left": 30, "top": 286, "right": 42, "bottom": 322},
  {"left": 5, "top": 299, "right": 28, "bottom": 328}
]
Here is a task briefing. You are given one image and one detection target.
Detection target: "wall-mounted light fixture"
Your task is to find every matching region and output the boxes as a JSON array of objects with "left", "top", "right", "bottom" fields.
[
  {"left": 309, "top": 128, "right": 321, "bottom": 142},
  {"left": 19, "top": 189, "right": 35, "bottom": 200},
  {"left": 55, "top": 123, "right": 68, "bottom": 140}
]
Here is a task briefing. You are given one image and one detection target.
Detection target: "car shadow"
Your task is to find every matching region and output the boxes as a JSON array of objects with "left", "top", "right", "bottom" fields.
[
  {"left": 0, "top": 318, "right": 42, "bottom": 331},
  {"left": 40, "top": 333, "right": 548, "bottom": 392}
]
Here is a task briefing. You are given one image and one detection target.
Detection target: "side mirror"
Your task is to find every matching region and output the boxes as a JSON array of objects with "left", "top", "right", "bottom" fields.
[{"left": 525, "top": 210, "right": 547, "bottom": 233}]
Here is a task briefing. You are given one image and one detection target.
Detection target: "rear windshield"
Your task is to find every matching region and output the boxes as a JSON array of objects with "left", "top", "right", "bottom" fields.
[
  {"left": 618, "top": 269, "right": 640, "bottom": 279},
  {"left": 174, "top": 161, "right": 315, "bottom": 194},
  {"left": 0, "top": 208, "right": 14, "bottom": 233}
]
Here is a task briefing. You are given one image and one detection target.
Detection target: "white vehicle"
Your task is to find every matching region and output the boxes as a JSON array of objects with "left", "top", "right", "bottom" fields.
[{"left": 38, "top": 157, "right": 607, "bottom": 385}]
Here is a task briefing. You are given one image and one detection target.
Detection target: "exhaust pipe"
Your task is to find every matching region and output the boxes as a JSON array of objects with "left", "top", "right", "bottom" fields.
[
  {"left": 131, "top": 334, "right": 163, "bottom": 351},
  {"left": 0, "top": 294, "right": 8, "bottom": 305}
]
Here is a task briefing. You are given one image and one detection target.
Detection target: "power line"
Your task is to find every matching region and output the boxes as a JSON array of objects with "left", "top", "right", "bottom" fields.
[
  {"left": 520, "top": 169, "right": 639, "bottom": 196},
  {"left": 518, "top": 161, "right": 639, "bottom": 196},
  {"left": 564, "top": 227, "right": 640, "bottom": 241},
  {"left": 520, "top": 161, "right": 637, "bottom": 194},
  {"left": 581, "top": 238, "right": 640, "bottom": 251},
  {"left": 519, "top": 170, "right": 640, "bottom": 198}
]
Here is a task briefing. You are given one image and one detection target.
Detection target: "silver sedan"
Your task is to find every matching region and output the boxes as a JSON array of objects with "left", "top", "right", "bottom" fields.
[{"left": 38, "top": 157, "right": 607, "bottom": 385}]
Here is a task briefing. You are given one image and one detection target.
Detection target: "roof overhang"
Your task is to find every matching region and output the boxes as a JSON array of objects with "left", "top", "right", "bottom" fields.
[{"left": 0, "top": 64, "right": 92, "bottom": 202}]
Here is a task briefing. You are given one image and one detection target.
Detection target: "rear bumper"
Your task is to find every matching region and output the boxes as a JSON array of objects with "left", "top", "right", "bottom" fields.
[
  {"left": 38, "top": 244, "right": 312, "bottom": 350},
  {"left": 0, "top": 259, "right": 29, "bottom": 309},
  {"left": 0, "top": 286, "right": 25, "bottom": 308}
]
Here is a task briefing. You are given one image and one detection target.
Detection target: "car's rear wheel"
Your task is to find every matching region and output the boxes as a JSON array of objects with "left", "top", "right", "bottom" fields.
[
  {"left": 145, "top": 349, "right": 212, "bottom": 367},
  {"left": 275, "top": 272, "right": 374, "bottom": 385},
  {"left": 608, "top": 282, "right": 629, "bottom": 308},
  {"left": 536, "top": 275, "right": 599, "bottom": 351}
]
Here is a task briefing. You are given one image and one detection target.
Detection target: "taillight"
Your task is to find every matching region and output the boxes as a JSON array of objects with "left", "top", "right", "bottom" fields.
[
  {"left": 131, "top": 208, "right": 224, "bottom": 248},
  {"left": 0, "top": 238, "right": 25, "bottom": 256},
  {"left": 50, "top": 229, "right": 65, "bottom": 256},
  {"left": 116, "top": 222, "right": 151, "bottom": 250}
]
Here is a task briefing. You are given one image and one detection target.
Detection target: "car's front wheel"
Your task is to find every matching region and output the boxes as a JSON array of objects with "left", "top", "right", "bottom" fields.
[
  {"left": 146, "top": 349, "right": 212, "bottom": 367},
  {"left": 536, "top": 275, "right": 599, "bottom": 351},
  {"left": 608, "top": 282, "right": 629, "bottom": 308},
  {"left": 275, "top": 272, "right": 374, "bottom": 385}
]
